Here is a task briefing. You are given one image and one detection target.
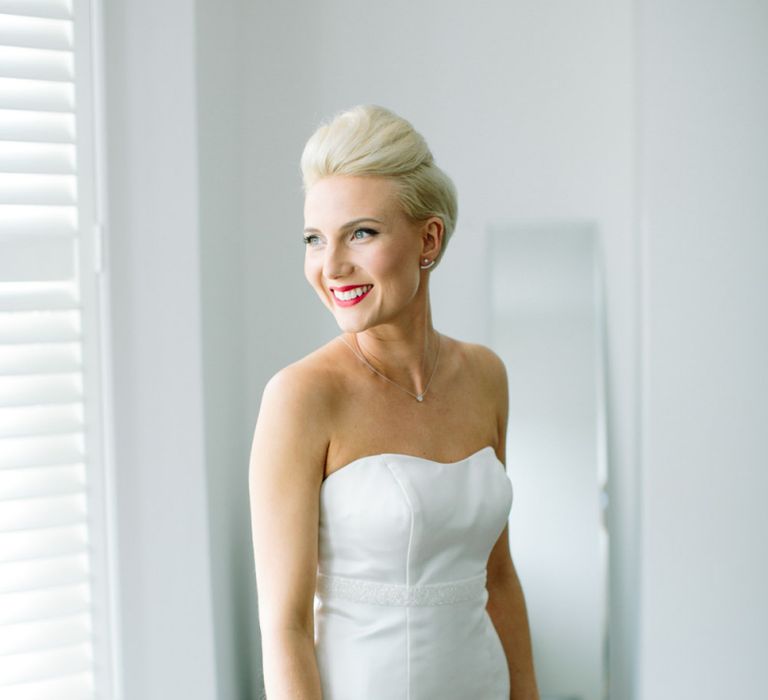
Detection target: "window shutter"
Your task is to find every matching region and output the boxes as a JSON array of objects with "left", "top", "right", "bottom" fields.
[{"left": 0, "top": 1, "right": 118, "bottom": 698}]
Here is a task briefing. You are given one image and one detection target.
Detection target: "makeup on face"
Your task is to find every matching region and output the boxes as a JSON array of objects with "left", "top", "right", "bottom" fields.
[
  {"left": 329, "top": 284, "right": 374, "bottom": 307},
  {"left": 304, "top": 176, "right": 420, "bottom": 317}
]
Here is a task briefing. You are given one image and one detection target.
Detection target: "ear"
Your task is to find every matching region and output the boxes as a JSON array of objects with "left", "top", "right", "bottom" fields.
[{"left": 420, "top": 216, "right": 444, "bottom": 260}]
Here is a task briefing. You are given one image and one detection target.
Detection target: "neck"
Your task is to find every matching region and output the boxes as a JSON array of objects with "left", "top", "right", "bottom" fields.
[{"left": 345, "top": 322, "right": 439, "bottom": 393}]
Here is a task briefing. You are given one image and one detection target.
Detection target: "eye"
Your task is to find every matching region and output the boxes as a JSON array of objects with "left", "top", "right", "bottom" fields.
[
  {"left": 352, "top": 228, "right": 377, "bottom": 240},
  {"left": 303, "top": 234, "right": 319, "bottom": 246}
]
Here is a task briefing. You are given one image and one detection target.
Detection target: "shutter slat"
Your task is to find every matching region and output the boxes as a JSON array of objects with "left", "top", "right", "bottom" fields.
[
  {"left": 0, "top": 285, "right": 79, "bottom": 312},
  {"left": 0, "top": 77, "right": 74, "bottom": 112},
  {"left": 0, "top": 551, "right": 88, "bottom": 594},
  {"left": 0, "top": 344, "right": 80, "bottom": 377},
  {"left": 0, "top": 492, "right": 87, "bottom": 530},
  {"left": 0, "top": 612, "right": 91, "bottom": 656},
  {"left": 0, "top": 141, "right": 76, "bottom": 175},
  {"left": 0, "top": 235, "right": 77, "bottom": 282},
  {"left": 0, "top": 14, "right": 72, "bottom": 52},
  {"left": 0, "top": 173, "right": 77, "bottom": 205},
  {"left": 0, "top": 582, "right": 90, "bottom": 625},
  {"left": 0, "top": 640, "right": 92, "bottom": 685},
  {"left": 1, "top": 671, "right": 92, "bottom": 700},
  {"left": 0, "top": 375, "right": 82, "bottom": 409},
  {"left": 0, "top": 403, "right": 82, "bottom": 437},
  {"left": 0, "top": 433, "right": 82, "bottom": 468},
  {"left": 0, "top": 524, "right": 88, "bottom": 562},
  {"left": 0, "top": 464, "right": 84, "bottom": 500},
  {"left": 0, "top": 45, "right": 73, "bottom": 81},
  {"left": 0, "top": 3, "right": 72, "bottom": 22},
  {"left": 0, "top": 109, "right": 75, "bottom": 142},
  {"left": 0, "top": 310, "right": 80, "bottom": 344},
  {"left": 0, "top": 204, "right": 76, "bottom": 234}
]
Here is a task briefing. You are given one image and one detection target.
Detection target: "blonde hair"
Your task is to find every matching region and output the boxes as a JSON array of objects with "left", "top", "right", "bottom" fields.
[{"left": 300, "top": 105, "right": 458, "bottom": 270}]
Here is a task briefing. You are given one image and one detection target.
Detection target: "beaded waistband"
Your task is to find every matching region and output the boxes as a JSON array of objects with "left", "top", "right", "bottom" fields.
[{"left": 315, "top": 571, "right": 488, "bottom": 607}]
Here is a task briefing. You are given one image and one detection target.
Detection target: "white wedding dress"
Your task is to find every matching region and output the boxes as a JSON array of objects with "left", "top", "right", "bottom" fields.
[{"left": 314, "top": 444, "right": 514, "bottom": 699}]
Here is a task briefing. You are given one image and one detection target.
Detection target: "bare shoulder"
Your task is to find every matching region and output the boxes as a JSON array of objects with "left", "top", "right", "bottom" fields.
[
  {"left": 448, "top": 338, "right": 509, "bottom": 456},
  {"left": 264, "top": 335, "right": 347, "bottom": 399},
  {"left": 265, "top": 353, "right": 335, "bottom": 407},
  {"left": 259, "top": 342, "right": 342, "bottom": 441},
  {"left": 449, "top": 337, "right": 508, "bottom": 389},
  {"left": 251, "top": 341, "right": 345, "bottom": 480}
]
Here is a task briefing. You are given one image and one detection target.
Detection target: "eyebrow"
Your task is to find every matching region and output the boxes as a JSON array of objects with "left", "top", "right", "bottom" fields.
[{"left": 303, "top": 217, "right": 383, "bottom": 234}]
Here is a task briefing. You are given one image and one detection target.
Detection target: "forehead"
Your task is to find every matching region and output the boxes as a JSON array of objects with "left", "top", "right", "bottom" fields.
[{"left": 303, "top": 175, "right": 401, "bottom": 224}]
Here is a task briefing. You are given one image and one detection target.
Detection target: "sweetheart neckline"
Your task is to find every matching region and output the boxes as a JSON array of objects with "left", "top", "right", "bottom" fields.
[{"left": 321, "top": 444, "right": 502, "bottom": 489}]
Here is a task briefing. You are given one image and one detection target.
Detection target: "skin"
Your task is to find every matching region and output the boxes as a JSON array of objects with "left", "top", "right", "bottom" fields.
[{"left": 249, "top": 174, "right": 540, "bottom": 699}]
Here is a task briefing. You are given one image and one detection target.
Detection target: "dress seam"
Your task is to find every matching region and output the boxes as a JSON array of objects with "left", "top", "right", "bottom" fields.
[{"left": 385, "top": 462, "right": 415, "bottom": 700}]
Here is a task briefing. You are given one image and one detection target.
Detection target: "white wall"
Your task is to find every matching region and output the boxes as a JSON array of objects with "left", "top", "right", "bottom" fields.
[
  {"left": 638, "top": 1, "right": 768, "bottom": 697},
  {"left": 101, "top": 1, "right": 767, "bottom": 698},
  {"left": 102, "top": 0, "right": 218, "bottom": 697},
  {"left": 195, "top": 0, "right": 253, "bottom": 698}
]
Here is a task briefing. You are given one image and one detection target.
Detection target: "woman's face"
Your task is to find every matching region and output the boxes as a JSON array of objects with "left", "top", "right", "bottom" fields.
[{"left": 303, "top": 175, "right": 435, "bottom": 333}]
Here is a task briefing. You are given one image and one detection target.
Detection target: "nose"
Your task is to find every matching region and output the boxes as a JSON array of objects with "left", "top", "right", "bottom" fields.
[{"left": 322, "top": 241, "right": 353, "bottom": 281}]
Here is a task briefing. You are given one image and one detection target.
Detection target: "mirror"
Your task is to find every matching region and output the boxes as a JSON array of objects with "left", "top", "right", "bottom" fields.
[{"left": 488, "top": 221, "right": 609, "bottom": 700}]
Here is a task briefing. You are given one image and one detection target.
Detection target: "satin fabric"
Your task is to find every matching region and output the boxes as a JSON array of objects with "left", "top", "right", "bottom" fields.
[{"left": 314, "top": 445, "right": 514, "bottom": 699}]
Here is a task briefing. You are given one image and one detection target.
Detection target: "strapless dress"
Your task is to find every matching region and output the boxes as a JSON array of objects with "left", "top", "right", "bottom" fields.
[{"left": 314, "top": 444, "right": 514, "bottom": 699}]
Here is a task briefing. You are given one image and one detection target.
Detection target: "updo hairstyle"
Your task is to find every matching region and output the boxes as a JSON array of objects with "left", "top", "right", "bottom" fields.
[{"left": 300, "top": 105, "right": 458, "bottom": 271}]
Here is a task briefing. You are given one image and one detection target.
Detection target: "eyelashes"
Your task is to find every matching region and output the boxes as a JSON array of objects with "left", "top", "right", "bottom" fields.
[
  {"left": 351, "top": 227, "right": 378, "bottom": 240},
  {"left": 303, "top": 228, "right": 378, "bottom": 246}
]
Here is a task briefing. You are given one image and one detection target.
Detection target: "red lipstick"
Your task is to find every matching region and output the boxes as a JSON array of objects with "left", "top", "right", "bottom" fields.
[
  {"left": 330, "top": 284, "right": 369, "bottom": 291},
  {"left": 329, "top": 284, "right": 373, "bottom": 307}
]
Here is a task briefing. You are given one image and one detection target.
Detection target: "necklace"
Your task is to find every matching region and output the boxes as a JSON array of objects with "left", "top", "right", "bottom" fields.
[{"left": 338, "top": 331, "right": 442, "bottom": 402}]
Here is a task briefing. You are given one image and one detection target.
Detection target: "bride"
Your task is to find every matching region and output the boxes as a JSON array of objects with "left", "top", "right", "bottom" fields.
[{"left": 249, "top": 104, "right": 539, "bottom": 699}]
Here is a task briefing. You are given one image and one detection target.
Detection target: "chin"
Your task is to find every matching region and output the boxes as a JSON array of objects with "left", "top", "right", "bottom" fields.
[
  {"left": 335, "top": 315, "right": 374, "bottom": 333},
  {"left": 336, "top": 320, "right": 363, "bottom": 333}
]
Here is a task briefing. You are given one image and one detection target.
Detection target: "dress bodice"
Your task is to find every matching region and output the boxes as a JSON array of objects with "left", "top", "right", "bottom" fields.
[
  {"left": 313, "top": 444, "right": 514, "bottom": 699},
  {"left": 317, "top": 444, "right": 513, "bottom": 586}
]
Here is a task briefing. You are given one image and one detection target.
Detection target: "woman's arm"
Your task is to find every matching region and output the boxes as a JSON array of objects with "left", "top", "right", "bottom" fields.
[
  {"left": 487, "top": 527, "right": 540, "bottom": 700},
  {"left": 249, "top": 364, "right": 330, "bottom": 699},
  {"left": 481, "top": 343, "right": 540, "bottom": 700}
]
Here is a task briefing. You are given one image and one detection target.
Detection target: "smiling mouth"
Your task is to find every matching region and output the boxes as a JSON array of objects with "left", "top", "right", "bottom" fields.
[{"left": 331, "top": 284, "right": 373, "bottom": 305}]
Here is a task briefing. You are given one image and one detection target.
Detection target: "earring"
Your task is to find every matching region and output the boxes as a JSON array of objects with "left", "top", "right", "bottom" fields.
[{"left": 420, "top": 258, "right": 435, "bottom": 270}]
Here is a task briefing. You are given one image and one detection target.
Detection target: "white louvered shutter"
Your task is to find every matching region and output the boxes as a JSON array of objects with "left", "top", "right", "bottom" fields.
[{"left": 0, "top": 1, "right": 118, "bottom": 698}]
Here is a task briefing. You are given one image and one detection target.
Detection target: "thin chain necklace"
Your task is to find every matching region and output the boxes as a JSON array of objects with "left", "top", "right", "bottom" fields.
[{"left": 338, "top": 331, "right": 442, "bottom": 402}]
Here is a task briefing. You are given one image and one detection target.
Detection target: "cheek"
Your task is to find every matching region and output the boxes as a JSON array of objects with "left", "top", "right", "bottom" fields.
[
  {"left": 374, "top": 244, "right": 413, "bottom": 275},
  {"left": 303, "top": 254, "right": 320, "bottom": 281},
  {"left": 377, "top": 254, "right": 420, "bottom": 298}
]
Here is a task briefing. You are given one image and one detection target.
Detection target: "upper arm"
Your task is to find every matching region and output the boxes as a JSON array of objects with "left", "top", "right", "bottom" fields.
[
  {"left": 490, "top": 348, "right": 509, "bottom": 464},
  {"left": 248, "top": 364, "right": 330, "bottom": 638},
  {"left": 474, "top": 344, "right": 517, "bottom": 584},
  {"left": 471, "top": 342, "right": 509, "bottom": 463}
]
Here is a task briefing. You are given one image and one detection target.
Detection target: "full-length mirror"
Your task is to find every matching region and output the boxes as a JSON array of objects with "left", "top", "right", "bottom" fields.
[{"left": 489, "top": 222, "right": 609, "bottom": 700}]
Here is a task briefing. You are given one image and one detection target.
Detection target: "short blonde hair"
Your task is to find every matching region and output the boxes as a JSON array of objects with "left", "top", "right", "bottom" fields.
[{"left": 300, "top": 105, "right": 458, "bottom": 270}]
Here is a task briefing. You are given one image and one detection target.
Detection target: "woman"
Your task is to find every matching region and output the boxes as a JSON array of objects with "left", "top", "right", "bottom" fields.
[{"left": 249, "top": 105, "right": 539, "bottom": 700}]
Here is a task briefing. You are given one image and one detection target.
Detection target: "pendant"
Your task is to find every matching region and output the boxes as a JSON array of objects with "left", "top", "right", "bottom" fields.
[{"left": 416, "top": 394, "right": 424, "bottom": 402}]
